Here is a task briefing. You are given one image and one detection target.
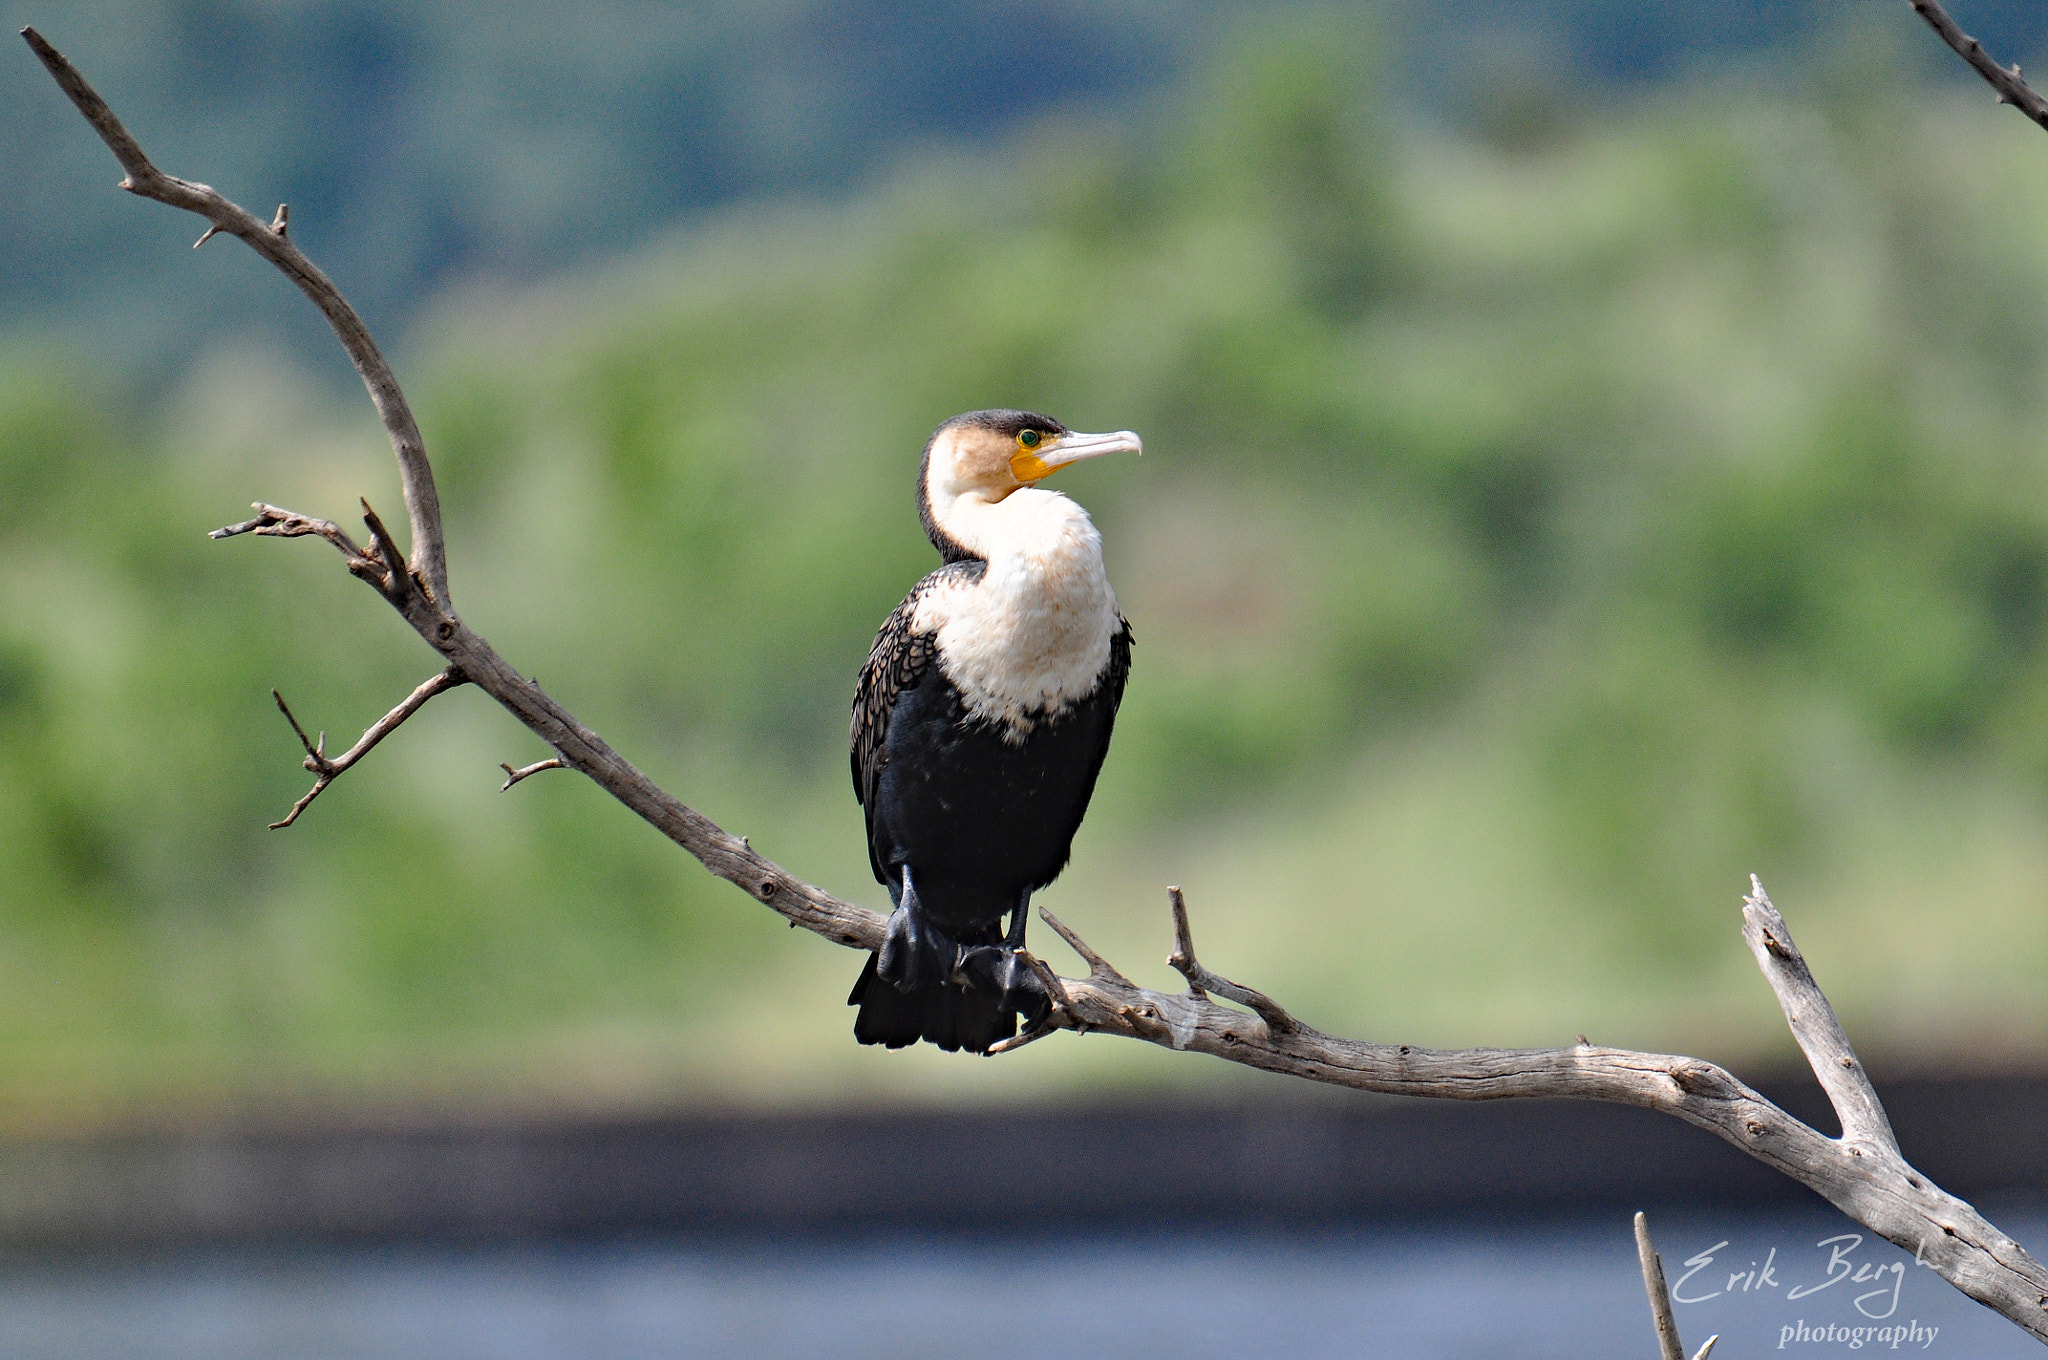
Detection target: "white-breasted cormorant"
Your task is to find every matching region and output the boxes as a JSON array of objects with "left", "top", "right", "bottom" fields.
[{"left": 848, "top": 409, "right": 1141, "bottom": 1052}]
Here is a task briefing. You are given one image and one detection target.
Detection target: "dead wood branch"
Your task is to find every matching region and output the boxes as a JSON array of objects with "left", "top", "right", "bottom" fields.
[
  {"left": 1038, "top": 906, "right": 1132, "bottom": 989},
  {"left": 1637, "top": 1211, "right": 1719, "bottom": 1360},
  {"left": 24, "top": 26, "right": 2048, "bottom": 1347},
  {"left": 268, "top": 668, "right": 466, "bottom": 829},
  {"left": 20, "top": 29, "right": 450, "bottom": 609},
  {"left": 1636, "top": 1209, "right": 1683, "bottom": 1360},
  {"left": 499, "top": 758, "right": 565, "bottom": 791},
  {"left": 1166, "top": 885, "right": 1298, "bottom": 1036},
  {"left": 1909, "top": 0, "right": 2048, "bottom": 133},
  {"left": 1742, "top": 878, "right": 1898, "bottom": 1155},
  {"left": 1031, "top": 887, "right": 2048, "bottom": 1344}
]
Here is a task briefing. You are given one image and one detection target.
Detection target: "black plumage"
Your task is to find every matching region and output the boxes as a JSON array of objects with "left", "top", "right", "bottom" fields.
[{"left": 846, "top": 410, "right": 1137, "bottom": 1053}]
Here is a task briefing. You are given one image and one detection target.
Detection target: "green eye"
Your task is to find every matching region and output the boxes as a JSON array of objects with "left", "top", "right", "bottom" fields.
[{"left": 1019, "top": 430, "right": 1042, "bottom": 449}]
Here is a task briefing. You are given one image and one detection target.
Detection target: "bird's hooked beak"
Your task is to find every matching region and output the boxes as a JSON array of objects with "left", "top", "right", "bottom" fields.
[{"left": 1010, "top": 429, "right": 1143, "bottom": 484}]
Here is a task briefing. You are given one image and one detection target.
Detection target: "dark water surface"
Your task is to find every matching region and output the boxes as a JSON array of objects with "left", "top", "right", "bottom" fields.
[{"left": 0, "top": 1207, "right": 2039, "bottom": 1359}]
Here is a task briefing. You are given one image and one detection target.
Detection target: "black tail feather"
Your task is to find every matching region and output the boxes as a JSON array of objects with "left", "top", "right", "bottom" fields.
[{"left": 848, "top": 952, "right": 1017, "bottom": 1054}]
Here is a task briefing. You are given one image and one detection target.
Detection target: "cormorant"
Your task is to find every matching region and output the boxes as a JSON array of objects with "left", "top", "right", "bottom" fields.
[{"left": 848, "top": 409, "right": 1141, "bottom": 1053}]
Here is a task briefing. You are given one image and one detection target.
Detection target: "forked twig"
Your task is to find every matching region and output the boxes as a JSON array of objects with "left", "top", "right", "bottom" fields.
[
  {"left": 269, "top": 667, "right": 466, "bottom": 828},
  {"left": 1166, "top": 885, "right": 1299, "bottom": 1036},
  {"left": 210, "top": 502, "right": 360, "bottom": 554},
  {"left": 210, "top": 502, "right": 406, "bottom": 599}
]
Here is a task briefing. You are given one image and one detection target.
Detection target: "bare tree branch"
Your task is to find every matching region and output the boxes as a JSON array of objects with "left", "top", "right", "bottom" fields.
[
  {"left": 211, "top": 502, "right": 415, "bottom": 602},
  {"left": 19, "top": 28, "right": 878, "bottom": 944},
  {"left": 1637, "top": 1210, "right": 1685, "bottom": 1360},
  {"left": 499, "top": 758, "right": 564, "bottom": 791},
  {"left": 1166, "top": 885, "right": 1298, "bottom": 1036},
  {"left": 1742, "top": 876, "right": 1899, "bottom": 1155},
  {"left": 1637, "top": 1212, "right": 1719, "bottom": 1360},
  {"left": 1038, "top": 906, "right": 1133, "bottom": 989},
  {"left": 25, "top": 26, "right": 2048, "bottom": 1347},
  {"left": 20, "top": 26, "right": 450, "bottom": 608},
  {"left": 268, "top": 667, "right": 466, "bottom": 829},
  {"left": 1036, "top": 891, "right": 2048, "bottom": 1342},
  {"left": 1909, "top": 0, "right": 2048, "bottom": 133}
]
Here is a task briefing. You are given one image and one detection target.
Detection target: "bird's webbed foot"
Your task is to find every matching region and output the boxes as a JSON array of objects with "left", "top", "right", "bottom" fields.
[
  {"left": 955, "top": 944, "right": 1051, "bottom": 1027},
  {"left": 964, "top": 890, "right": 1049, "bottom": 1025},
  {"left": 878, "top": 867, "right": 959, "bottom": 993}
]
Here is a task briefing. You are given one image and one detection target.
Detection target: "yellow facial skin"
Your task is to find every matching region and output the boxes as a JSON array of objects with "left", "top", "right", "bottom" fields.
[
  {"left": 1009, "top": 427, "right": 1144, "bottom": 484},
  {"left": 1009, "top": 430, "right": 1057, "bottom": 484}
]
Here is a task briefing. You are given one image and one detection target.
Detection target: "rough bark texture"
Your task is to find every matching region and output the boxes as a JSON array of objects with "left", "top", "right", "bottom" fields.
[{"left": 22, "top": 23, "right": 2048, "bottom": 1347}]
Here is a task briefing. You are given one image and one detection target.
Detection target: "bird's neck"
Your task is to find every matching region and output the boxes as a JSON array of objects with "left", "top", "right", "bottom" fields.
[
  {"left": 932, "top": 485, "right": 1085, "bottom": 564},
  {"left": 916, "top": 488, "right": 1120, "bottom": 739}
]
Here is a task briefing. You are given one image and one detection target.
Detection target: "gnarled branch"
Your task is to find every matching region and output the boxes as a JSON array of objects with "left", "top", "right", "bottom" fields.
[{"left": 24, "top": 26, "right": 2048, "bottom": 1348}]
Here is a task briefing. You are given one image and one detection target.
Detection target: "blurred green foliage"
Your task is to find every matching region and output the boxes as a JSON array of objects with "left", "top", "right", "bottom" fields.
[{"left": 4, "top": 26, "right": 2048, "bottom": 1122}]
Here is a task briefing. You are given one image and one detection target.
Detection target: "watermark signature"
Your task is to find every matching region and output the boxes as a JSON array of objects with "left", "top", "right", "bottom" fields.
[
  {"left": 1773, "top": 1320, "right": 1940, "bottom": 1351},
  {"left": 1673, "top": 1231, "right": 1948, "bottom": 1349}
]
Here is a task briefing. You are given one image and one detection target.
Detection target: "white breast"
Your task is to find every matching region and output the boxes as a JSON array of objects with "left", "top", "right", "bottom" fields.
[{"left": 912, "top": 488, "right": 1120, "bottom": 742}]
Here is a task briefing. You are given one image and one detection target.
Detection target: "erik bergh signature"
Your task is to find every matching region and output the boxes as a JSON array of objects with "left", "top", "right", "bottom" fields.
[{"left": 1674, "top": 1232, "right": 1943, "bottom": 1348}]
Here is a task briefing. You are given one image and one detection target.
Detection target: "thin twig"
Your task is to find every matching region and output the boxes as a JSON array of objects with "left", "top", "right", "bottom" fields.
[
  {"left": 1165, "top": 885, "right": 1299, "bottom": 1036},
  {"left": 499, "top": 758, "right": 564, "bottom": 791},
  {"left": 269, "top": 667, "right": 466, "bottom": 828},
  {"left": 211, "top": 503, "right": 363, "bottom": 556},
  {"left": 1909, "top": 0, "right": 2048, "bottom": 134},
  {"left": 271, "top": 689, "right": 328, "bottom": 772},
  {"left": 985, "top": 1012, "right": 1059, "bottom": 1055},
  {"left": 28, "top": 29, "right": 2048, "bottom": 1347},
  {"left": 1636, "top": 1211, "right": 1687, "bottom": 1360}
]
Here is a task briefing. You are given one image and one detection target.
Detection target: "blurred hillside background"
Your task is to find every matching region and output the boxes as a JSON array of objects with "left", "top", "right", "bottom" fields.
[{"left": 2, "top": 0, "right": 2047, "bottom": 1131}]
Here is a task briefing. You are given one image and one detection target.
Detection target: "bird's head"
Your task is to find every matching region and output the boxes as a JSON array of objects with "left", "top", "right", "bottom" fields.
[{"left": 918, "top": 409, "right": 1142, "bottom": 561}]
